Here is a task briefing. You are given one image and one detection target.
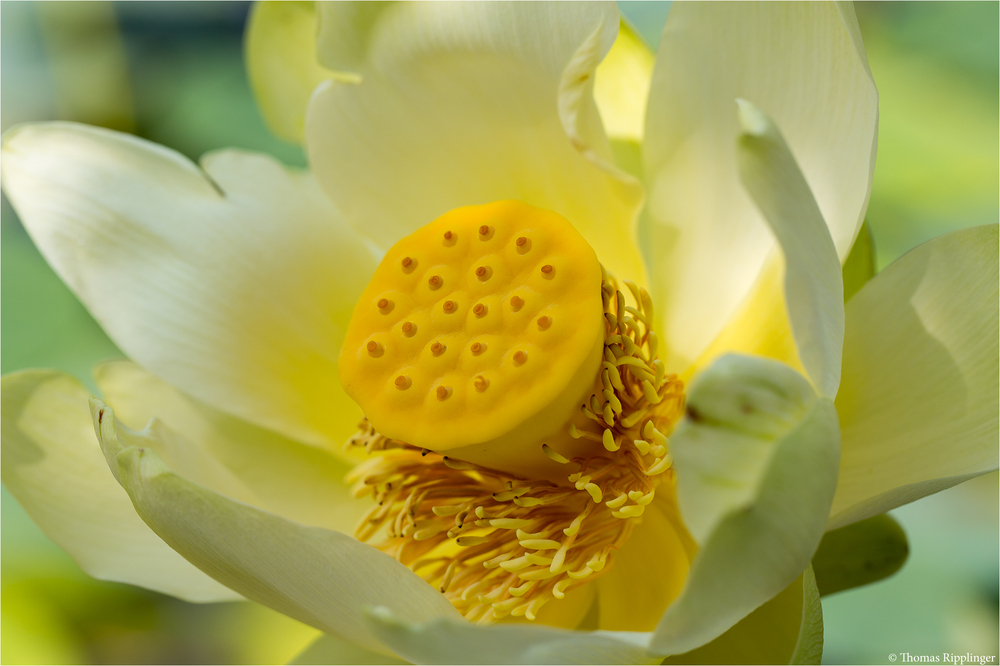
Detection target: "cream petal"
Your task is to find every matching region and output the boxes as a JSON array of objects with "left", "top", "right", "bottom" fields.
[
  {"left": 365, "top": 607, "right": 657, "bottom": 665},
  {"left": 245, "top": 1, "right": 343, "bottom": 144},
  {"left": 653, "top": 355, "right": 840, "bottom": 656},
  {"left": 829, "top": 225, "right": 999, "bottom": 528},
  {"left": 93, "top": 360, "right": 369, "bottom": 533},
  {"left": 92, "top": 397, "right": 462, "bottom": 654},
  {"left": 735, "top": 100, "right": 844, "bottom": 398},
  {"left": 1, "top": 370, "right": 240, "bottom": 603},
  {"left": 306, "top": 2, "right": 647, "bottom": 285},
  {"left": 0, "top": 123, "right": 379, "bottom": 450},
  {"left": 663, "top": 569, "right": 823, "bottom": 665},
  {"left": 643, "top": 1, "right": 877, "bottom": 371}
]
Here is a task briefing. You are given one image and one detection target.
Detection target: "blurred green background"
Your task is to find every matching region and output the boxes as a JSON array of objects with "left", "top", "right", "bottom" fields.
[{"left": 1, "top": 2, "right": 997, "bottom": 664}]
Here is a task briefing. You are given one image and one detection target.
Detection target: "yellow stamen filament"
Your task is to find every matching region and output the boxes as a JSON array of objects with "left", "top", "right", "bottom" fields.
[{"left": 345, "top": 274, "right": 685, "bottom": 624}]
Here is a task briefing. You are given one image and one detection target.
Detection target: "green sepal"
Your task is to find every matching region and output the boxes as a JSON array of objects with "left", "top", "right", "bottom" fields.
[
  {"left": 841, "top": 222, "right": 876, "bottom": 303},
  {"left": 811, "top": 514, "right": 908, "bottom": 596}
]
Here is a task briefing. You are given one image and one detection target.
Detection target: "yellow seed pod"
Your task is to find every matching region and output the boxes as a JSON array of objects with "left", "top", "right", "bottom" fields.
[{"left": 339, "top": 200, "right": 604, "bottom": 475}]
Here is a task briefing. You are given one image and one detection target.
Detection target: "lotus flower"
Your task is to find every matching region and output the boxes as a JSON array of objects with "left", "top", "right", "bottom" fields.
[{"left": 2, "top": 2, "right": 996, "bottom": 663}]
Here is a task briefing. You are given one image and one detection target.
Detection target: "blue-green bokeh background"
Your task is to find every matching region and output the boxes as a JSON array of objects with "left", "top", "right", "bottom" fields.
[{"left": 2, "top": 2, "right": 997, "bottom": 663}]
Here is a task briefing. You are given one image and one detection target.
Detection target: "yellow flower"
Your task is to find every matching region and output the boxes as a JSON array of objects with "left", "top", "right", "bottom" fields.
[{"left": 1, "top": 2, "right": 996, "bottom": 663}]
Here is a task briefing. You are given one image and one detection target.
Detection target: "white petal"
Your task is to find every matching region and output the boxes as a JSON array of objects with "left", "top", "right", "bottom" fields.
[
  {"left": 92, "top": 398, "right": 462, "bottom": 654},
  {"left": 93, "top": 360, "right": 370, "bottom": 533},
  {"left": 653, "top": 355, "right": 840, "bottom": 655},
  {"left": 1, "top": 123, "right": 379, "bottom": 449},
  {"left": 643, "top": 2, "right": 877, "bottom": 371},
  {"left": 306, "top": 2, "right": 647, "bottom": 285},
  {"left": 830, "top": 225, "right": 999, "bottom": 528},
  {"left": 365, "top": 607, "right": 657, "bottom": 665},
  {"left": 1, "top": 370, "right": 239, "bottom": 603},
  {"left": 736, "top": 100, "right": 845, "bottom": 398}
]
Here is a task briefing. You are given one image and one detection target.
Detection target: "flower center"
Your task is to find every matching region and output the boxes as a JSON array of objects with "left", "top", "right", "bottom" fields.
[{"left": 340, "top": 201, "right": 685, "bottom": 623}]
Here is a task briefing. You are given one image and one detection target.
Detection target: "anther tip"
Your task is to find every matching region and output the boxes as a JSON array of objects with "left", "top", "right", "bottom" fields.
[
  {"left": 401, "top": 256, "right": 413, "bottom": 268},
  {"left": 513, "top": 350, "right": 527, "bottom": 365},
  {"left": 366, "top": 341, "right": 383, "bottom": 357},
  {"left": 510, "top": 295, "right": 524, "bottom": 311},
  {"left": 401, "top": 321, "right": 415, "bottom": 335},
  {"left": 394, "top": 375, "right": 410, "bottom": 389},
  {"left": 541, "top": 264, "right": 554, "bottom": 275},
  {"left": 431, "top": 341, "right": 445, "bottom": 355},
  {"left": 537, "top": 316, "right": 551, "bottom": 330},
  {"left": 436, "top": 386, "right": 451, "bottom": 400},
  {"left": 471, "top": 342, "right": 484, "bottom": 354},
  {"left": 443, "top": 300, "right": 456, "bottom": 312},
  {"left": 478, "top": 225, "right": 492, "bottom": 237},
  {"left": 444, "top": 230, "right": 453, "bottom": 241},
  {"left": 473, "top": 303, "right": 487, "bottom": 316},
  {"left": 474, "top": 375, "right": 489, "bottom": 391},
  {"left": 516, "top": 236, "right": 527, "bottom": 247},
  {"left": 429, "top": 275, "right": 442, "bottom": 288},
  {"left": 377, "top": 298, "right": 389, "bottom": 309}
]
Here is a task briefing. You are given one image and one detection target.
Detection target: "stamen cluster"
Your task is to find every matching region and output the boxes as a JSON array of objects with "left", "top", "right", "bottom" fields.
[{"left": 346, "top": 275, "right": 685, "bottom": 623}]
